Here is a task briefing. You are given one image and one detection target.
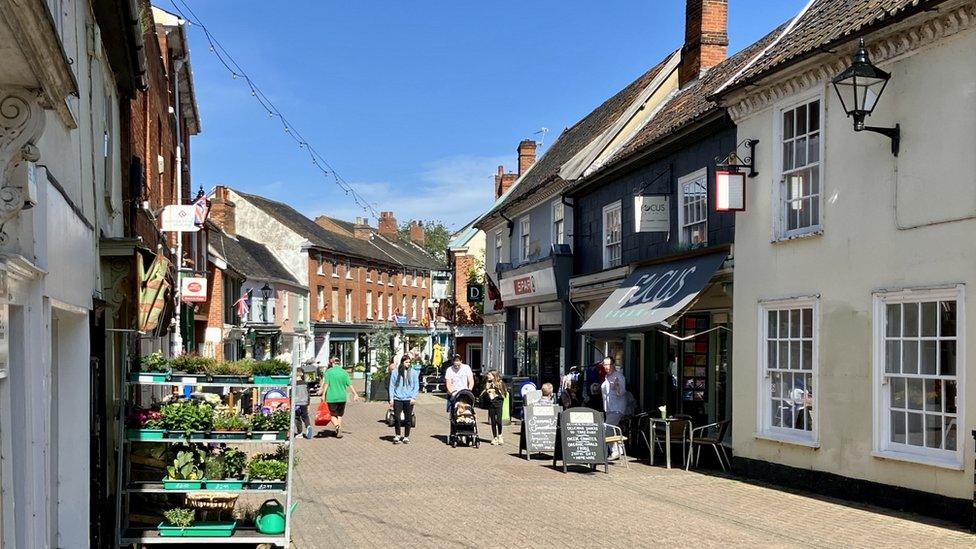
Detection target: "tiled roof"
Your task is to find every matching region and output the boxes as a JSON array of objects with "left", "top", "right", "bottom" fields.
[
  {"left": 209, "top": 229, "right": 300, "bottom": 286},
  {"left": 477, "top": 52, "right": 677, "bottom": 225},
  {"left": 237, "top": 191, "right": 443, "bottom": 270},
  {"left": 592, "top": 22, "right": 787, "bottom": 173},
  {"left": 720, "top": 0, "right": 941, "bottom": 93}
]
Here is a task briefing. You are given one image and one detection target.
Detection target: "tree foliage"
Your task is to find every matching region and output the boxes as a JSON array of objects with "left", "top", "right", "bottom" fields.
[{"left": 398, "top": 220, "right": 450, "bottom": 264}]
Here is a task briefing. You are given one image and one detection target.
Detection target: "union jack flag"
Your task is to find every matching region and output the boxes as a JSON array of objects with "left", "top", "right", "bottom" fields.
[
  {"left": 235, "top": 289, "right": 252, "bottom": 319},
  {"left": 193, "top": 191, "right": 209, "bottom": 227}
]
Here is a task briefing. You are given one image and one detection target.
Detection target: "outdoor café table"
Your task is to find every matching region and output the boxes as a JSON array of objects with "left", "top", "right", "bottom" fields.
[{"left": 648, "top": 417, "right": 686, "bottom": 469}]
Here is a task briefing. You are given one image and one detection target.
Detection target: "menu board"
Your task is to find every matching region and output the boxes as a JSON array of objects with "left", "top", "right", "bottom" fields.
[
  {"left": 521, "top": 404, "right": 560, "bottom": 457},
  {"left": 554, "top": 407, "right": 607, "bottom": 472}
]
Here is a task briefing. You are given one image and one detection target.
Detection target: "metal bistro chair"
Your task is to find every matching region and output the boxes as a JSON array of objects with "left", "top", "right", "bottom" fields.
[
  {"left": 604, "top": 424, "right": 630, "bottom": 469},
  {"left": 689, "top": 420, "right": 731, "bottom": 472}
]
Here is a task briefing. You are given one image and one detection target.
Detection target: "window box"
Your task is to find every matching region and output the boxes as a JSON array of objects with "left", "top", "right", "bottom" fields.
[
  {"left": 161, "top": 478, "right": 204, "bottom": 490},
  {"left": 210, "top": 430, "right": 248, "bottom": 440},
  {"left": 128, "top": 371, "right": 170, "bottom": 383},
  {"left": 204, "top": 478, "right": 246, "bottom": 490},
  {"left": 247, "top": 479, "right": 286, "bottom": 491},
  {"left": 157, "top": 521, "right": 236, "bottom": 537},
  {"left": 249, "top": 430, "right": 288, "bottom": 441},
  {"left": 126, "top": 428, "right": 166, "bottom": 440},
  {"left": 253, "top": 374, "right": 291, "bottom": 386}
]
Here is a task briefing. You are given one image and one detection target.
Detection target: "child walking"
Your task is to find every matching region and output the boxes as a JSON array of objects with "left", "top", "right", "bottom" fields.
[{"left": 481, "top": 370, "right": 507, "bottom": 445}]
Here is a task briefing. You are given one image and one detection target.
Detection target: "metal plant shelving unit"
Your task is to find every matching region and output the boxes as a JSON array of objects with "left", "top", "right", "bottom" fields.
[{"left": 115, "top": 374, "right": 297, "bottom": 548}]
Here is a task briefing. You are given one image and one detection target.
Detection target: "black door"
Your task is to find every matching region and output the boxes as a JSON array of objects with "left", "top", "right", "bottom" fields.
[{"left": 538, "top": 329, "right": 561, "bottom": 388}]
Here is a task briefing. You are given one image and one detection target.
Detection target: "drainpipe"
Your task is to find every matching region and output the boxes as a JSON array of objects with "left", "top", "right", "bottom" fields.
[{"left": 171, "top": 57, "right": 185, "bottom": 356}]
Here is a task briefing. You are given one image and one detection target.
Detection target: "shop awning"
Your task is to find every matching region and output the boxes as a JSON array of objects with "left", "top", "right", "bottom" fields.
[{"left": 578, "top": 251, "right": 727, "bottom": 333}]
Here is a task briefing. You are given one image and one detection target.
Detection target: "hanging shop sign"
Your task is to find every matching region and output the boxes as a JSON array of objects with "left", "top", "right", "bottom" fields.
[
  {"left": 161, "top": 205, "right": 200, "bottom": 232},
  {"left": 499, "top": 267, "right": 557, "bottom": 302},
  {"left": 715, "top": 171, "right": 746, "bottom": 211},
  {"left": 466, "top": 283, "right": 483, "bottom": 303},
  {"left": 634, "top": 195, "right": 670, "bottom": 232},
  {"left": 180, "top": 276, "right": 208, "bottom": 303}
]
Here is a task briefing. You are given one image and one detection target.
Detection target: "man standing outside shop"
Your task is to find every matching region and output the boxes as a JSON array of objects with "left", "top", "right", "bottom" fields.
[
  {"left": 601, "top": 357, "right": 626, "bottom": 460},
  {"left": 444, "top": 354, "right": 474, "bottom": 413},
  {"left": 321, "top": 357, "right": 360, "bottom": 438}
]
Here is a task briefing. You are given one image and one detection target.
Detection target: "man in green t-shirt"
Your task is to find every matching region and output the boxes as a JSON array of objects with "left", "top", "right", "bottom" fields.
[{"left": 321, "top": 357, "right": 359, "bottom": 438}]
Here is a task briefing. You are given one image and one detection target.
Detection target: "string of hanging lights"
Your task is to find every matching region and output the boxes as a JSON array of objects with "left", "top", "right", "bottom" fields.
[{"left": 167, "top": 0, "right": 380, "bottom": 219}]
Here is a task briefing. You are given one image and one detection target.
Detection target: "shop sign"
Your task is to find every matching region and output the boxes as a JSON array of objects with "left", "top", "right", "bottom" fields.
[
  {"left": 466, "top": 283, "right": 483, "bottom": 302},
  {"left": 555, "top": 407, "right": 607, "bottom": 472},
  {"left": 500, "top": 267, "right": 557, "bottom": 301},
  {"left": 716, "top": 171, "right": 746, "bottom": 211},
  {"left": 523, "top": 404, "right": 560, "bottom": 455},
  {"left": 394, "top": 314, "right": 408, "bottom": 325},
  {"left": 634, "top": 195, "right": 669, "bottom": 232},
  {"left": 161, "top": 205, "right": 200, "bottom": 232},
  {"left": 180, "top": 276, "right": 208, "bottom": 303}
]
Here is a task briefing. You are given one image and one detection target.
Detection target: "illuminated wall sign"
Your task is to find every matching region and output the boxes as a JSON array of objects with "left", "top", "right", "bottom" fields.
[
  {"left": 715, "top": 171, "right": 746, "bottom": 211},
  {"left": 181, "top": 276, "right": 208, "bottom": 303}
]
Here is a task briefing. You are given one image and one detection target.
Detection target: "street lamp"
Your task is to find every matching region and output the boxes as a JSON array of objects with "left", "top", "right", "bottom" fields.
[
  {"left": 260, "top": 283, "right": 272, "bottom": 322},
  {"left": 831, "top": 38, "right": 900, "bottom": 156}
]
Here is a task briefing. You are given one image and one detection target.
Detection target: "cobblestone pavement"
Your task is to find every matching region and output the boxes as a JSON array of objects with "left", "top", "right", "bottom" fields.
[{"left": 289, "top": 394, "right": 975, "bottom": 548}]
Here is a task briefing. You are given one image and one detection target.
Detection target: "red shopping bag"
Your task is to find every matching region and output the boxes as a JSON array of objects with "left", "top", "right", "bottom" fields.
[{"left": 314, "top": 401, "right": 332, "bottom": 426}]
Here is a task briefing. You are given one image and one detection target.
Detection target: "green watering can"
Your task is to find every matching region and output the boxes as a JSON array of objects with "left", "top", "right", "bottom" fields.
[{"left": 255, "top": 499, "right": 298, "bottom": 534}]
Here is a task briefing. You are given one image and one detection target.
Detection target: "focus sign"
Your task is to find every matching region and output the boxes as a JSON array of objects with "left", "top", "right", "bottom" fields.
[
  {"left": 180, "top": 276, "right": 208, "bottom": 303},
  {"left": 635, "top": 195, "right": 670, "bottom": 232}
]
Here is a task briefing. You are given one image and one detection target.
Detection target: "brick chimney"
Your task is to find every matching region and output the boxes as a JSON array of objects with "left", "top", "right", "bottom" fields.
[
  {"left": 377, "top": 211, "right": 398, "bottom": 240},
  {"left": 408, "top": 220, "right": 425, "bottom": 247},
  {"left": 517, "top": 139, "right": 537, "bottom": 177},
  {"left": 679, "top": 0, "right": 728, "bottom": 87},
  {"left": 494, "top": 165, "right": 517, "bottom": 199},
  {"left": 210, "top": 185, "right": 236, "bottom": 235},
  {"left": 353, "top": 216, "right": 372, "bottom": 240}
]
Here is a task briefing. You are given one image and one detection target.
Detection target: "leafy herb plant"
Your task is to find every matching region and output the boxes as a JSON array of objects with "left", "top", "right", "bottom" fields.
[
  {"left": 250, "top": 359, "right": 290, "bottom": 376},
  {"left": 159, "top": 400, "right": 215, "bottom": 432},
  {"left": 247, "top": 458, "right": 287, "bottom": 480},
  {"left": 213, "top": 410, "right": 250, "bottom": 432},
  {"left": 250, "top": 409, "right": 290, "bottom": 432},
  {"left": 166, "top": 450, "right": 204, "bottom": 480},
  {"left": 139, "top": 352, "right": 169, "bottom": 373},
  {"left": 169, "top": 355, "right": 216, "bottom": 374},
  {"left": 163, "top": 508, "right": 195, "bottom": 528}
]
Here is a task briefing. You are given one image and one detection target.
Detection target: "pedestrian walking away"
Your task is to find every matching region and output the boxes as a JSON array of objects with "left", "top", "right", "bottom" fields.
[
  {"left": 321, "top": 357, "right": 359, "bottom": 438},
  {"left": 601, "top": 357, "right": 626, "bottom": 460},
  {"left": 481, "top": 369, "right": 507, "bottom": 445},
  {"left": 444, "top": 354, "right": 474, "bottom": 414},
  {"left": 389, "top": 355, "right": 419, "bottom": 444},
  {"left": 294, "top": 369, "right": 312, "bottom": 439}
]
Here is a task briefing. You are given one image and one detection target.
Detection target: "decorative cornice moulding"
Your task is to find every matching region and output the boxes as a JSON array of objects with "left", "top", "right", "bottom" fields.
[{"left": 725, "top": 1, "right": 976, "bottom": 122}]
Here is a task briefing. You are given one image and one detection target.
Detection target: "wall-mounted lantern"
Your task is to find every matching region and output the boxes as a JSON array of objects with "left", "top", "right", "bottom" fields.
[{"left": 831, "top": 38, "right": 900, "bottom": 156}]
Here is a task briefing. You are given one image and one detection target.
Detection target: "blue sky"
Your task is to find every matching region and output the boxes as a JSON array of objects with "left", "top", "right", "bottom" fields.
[{"left": 181, "top": 1, "right": 807, "bottom": 230}]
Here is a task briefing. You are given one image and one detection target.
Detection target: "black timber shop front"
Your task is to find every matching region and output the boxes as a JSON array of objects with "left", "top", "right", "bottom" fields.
[{"left": 565, "top": 112, "right": 737, "bottom": 429}]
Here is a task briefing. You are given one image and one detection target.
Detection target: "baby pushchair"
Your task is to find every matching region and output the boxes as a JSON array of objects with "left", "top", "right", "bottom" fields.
[{"left": 449, "top": 389, "right": 479, "bottom": 448}]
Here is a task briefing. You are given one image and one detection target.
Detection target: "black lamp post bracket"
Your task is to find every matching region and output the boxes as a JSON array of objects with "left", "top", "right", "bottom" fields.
[{"left": 715, "top": 139, "right": 759, "bottom": 178}]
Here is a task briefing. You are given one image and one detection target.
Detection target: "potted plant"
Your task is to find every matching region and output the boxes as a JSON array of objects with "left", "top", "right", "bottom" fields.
[
  {"left": 158, "top": 507, "right": 236, "bottom": 538},
  {"left": 126, "top": 407, "right": 165, "bottom": 439},
  {"left": 352, "top": 362, "right": 366, "bottom": 379},
  {"left": 204, "top": 447, "right": 247, "bottom": 490},
  {"left": 369, "top": 368, "right": 390, "bottom": 402},
  {"left": 211, "top": 408, "right": 250, "bottom": 440},
  {"left": 205, "top": 359, "right": 252, "bottom": 384},
  {"left": 163, "top": 448, "right": 205, "bottom": 490},
  {"left": 246, "top": 456, "right": 288, "bottom": 490},
  {"left": 160, "top": 400, "right": 215, "bottom": 439},
  {"left": 129, "top": 352, "right": 170, "bottom": 382},
  {"left": 249, "top": 409, "right": 290, "bottom": 440},
  {"left": 251, "top": 359, "right": 291, "bottom": 385},
  {"left": 169, "top": 355, "right": 215, "bottom": 383}
]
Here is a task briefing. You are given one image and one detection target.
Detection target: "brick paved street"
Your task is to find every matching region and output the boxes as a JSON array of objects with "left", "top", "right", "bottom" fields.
[{"left": 289, "top": 394, "right": 975, "bottom": 548}]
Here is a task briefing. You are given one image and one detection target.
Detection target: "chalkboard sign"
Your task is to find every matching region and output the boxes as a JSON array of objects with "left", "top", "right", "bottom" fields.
[
  {"left": 520, "top": 404, "right": 561, "bottom": 459},
  {"left": 554, "top": 407, "right": 608, "bottom": 473}
]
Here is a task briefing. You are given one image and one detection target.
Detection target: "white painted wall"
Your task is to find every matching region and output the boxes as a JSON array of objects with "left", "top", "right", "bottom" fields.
[
  {"left": 730, "top": 25, "right": 976, "bottom": 499},
  {"left": 230, "top": 190, "right": 311, "bottom": 286}
]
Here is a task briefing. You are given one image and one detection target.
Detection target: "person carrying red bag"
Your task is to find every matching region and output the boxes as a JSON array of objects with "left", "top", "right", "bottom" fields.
[{"left": 319, "top": 357, "right": 359, "bottom": 438}]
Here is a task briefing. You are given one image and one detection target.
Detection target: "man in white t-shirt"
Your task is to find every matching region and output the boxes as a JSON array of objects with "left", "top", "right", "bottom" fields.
[
  {"left": 601, "top": 357, "right": 626, "bottom": 460},
  {"left": 444, "top": 354, "right": 474, "bottom": 413}
]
